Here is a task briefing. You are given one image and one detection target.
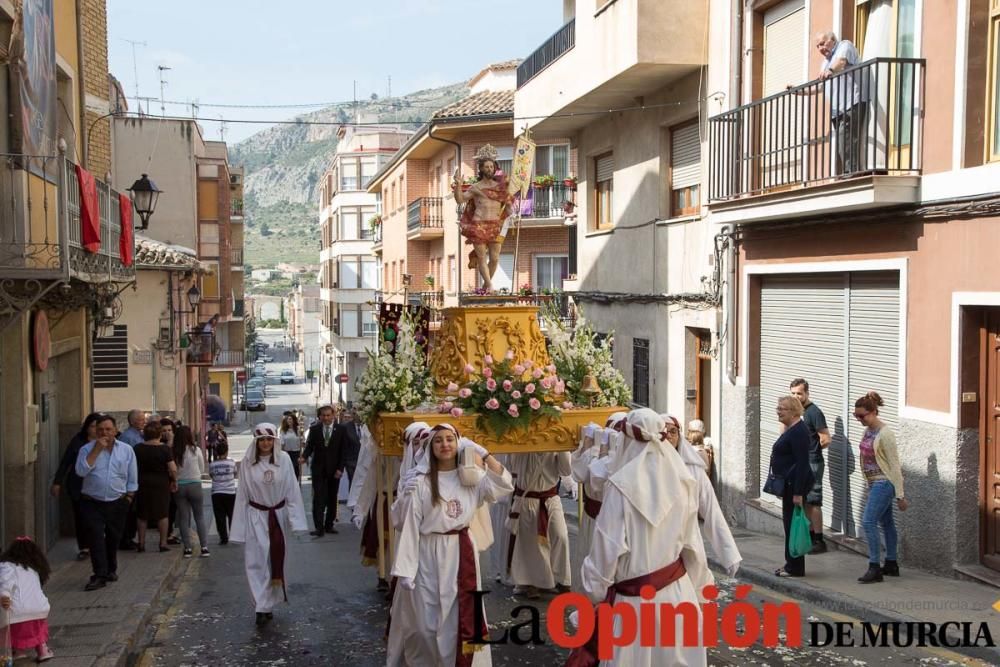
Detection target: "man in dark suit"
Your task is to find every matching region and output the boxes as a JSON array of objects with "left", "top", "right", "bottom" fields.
[
  {"left": 336, "top": 409, "right": 362, "bottom": 499},
  {"left": 300, "top": 404, "right": 342, "bottom": 536}
]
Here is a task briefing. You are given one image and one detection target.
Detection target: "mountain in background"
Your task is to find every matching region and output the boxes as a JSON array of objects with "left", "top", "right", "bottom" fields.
[{"left": 229, "top": 82, "right": 468, "bottom": 268}]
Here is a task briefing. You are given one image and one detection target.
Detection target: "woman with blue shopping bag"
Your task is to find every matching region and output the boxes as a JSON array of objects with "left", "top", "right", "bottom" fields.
[{"left": 764, "top": 395, "right": 815, "bottom": 577}]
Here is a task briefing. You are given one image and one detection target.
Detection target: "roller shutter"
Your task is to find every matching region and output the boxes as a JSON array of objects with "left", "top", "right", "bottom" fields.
[
  {"left": 671, "top": 124, "right": 701, "bottom": 190},
  {"left": 757, "top": 271, "right": 900, "bottom": 541},
  {"left": 762, "top": 0, "right": 807, "bottom": 187}
]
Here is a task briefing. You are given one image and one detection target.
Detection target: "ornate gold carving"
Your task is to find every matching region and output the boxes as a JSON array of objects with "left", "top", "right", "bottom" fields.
[{"left": 428, "top": 312, "right": 469, "bottom": 391}]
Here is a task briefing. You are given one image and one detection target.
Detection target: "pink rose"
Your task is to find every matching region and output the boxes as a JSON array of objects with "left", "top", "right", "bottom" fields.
[
  {"left": 524, "top": 383, "right": 536, "bottom": 394},
  {"left": 483, "top": 367, "right": 493, "bottom": 378},
  {"left": 513, "top": 364, "right": 526, "bottom": 375},
  {"left": 484, "top": 354, "right": 494, "bottom": 365},
  {"left": 486, "top": 378, "right": 497, "bottom": 391},
  {"left": 532, "top": 368, "right": 544, "bottom": 379},
  {"left": 507, "top": 404, "right": 520, "bottom": 417},
  {"left": 511, "top": 390, "right": 522, "bottom": 399},
  {"left": 450, "top": 407, "right": 464, "bottom": 418},
  {"left": 562, "top": 401, "right": 574, "bottom": 409},
  {"left": 546, "top": 364, "right": 557, "bottom": 374},
  {"left": 540, "top": 377, "right": 553, "bottom": 390},
  {"left": 505, "top": 350, "right": 515, "bottom": 360},
  {"left": 458, "top": 387, "right": 472, "bottom": 398},
  {"left": 485, "top": 398, "right": 500, "bottom": 410},
  {"left": 555, "top": 380, "right": 566, "bottom": 394},
  {"left": 524, "top": 360, "right": 534, "bottom": 368},
  {"left": 529, "top": 398, "right": 541, "bottom": 410},
  {"left": 437, "top": 402, "right": 450, "bottom": 413},
  {"left": 502, "top": 379, "right": 513, "bottom": 392},
  {"left": 446, "top": 382, "right": 459, "bottom": 393},
  {"left": 464, "top": 364, "right": 475, "bottom": 375}
]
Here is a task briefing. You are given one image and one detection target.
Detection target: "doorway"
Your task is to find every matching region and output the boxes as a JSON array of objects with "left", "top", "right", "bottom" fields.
[{"left": 981, "top": 309, "right": 1000, "bottom": 571}]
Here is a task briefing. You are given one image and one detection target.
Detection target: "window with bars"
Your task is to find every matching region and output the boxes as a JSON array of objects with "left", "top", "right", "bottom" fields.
[
  {"left": 594, "top": 153, "right": 614, "bottom": 230},
  {"left": 632, "top": 337, "right": 649, "bottom": 407},
  {"left": 94, "top": 325, "right": 128, "bottom": 388},
  {"left": 670, "top": 122, "right": 701, "bottom": 217}
]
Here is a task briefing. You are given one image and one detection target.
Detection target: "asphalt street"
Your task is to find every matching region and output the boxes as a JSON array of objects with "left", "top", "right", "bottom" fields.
[{"left": 133, "top": 329, "right": 981, "bottom": 666}]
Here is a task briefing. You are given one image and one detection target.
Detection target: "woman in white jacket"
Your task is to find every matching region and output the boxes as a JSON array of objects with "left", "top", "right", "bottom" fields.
[{"left": 0, "top": 537, "right": 53, "bottom": 662}]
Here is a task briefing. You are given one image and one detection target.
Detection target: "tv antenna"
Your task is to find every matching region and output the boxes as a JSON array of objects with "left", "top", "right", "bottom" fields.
[
  {"left": 157, "top": 65, "right": 172, "bottom": 116},
  {"left": 121, "top": 38, "right": 147, "bottom": 104}
]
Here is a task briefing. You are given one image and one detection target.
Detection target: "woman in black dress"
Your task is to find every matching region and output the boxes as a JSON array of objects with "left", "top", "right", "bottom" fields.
[
  {"left": 135, "top": 421, "right": 178, "bottom": 552},
  {"left": 769, "top": 395, "right": 814, "bottom": 577},
  {"left": 51, "top": 412, "right": 102, "bottom": 560}
]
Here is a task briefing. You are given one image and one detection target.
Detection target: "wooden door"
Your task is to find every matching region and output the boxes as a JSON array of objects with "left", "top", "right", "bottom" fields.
[{"left": 982, "top": 310, "right": 1000, "bottom": 571}]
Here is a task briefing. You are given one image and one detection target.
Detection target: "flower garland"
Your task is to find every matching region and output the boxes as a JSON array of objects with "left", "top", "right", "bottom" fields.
[
  {"left": 439, "top": 350, "right": 570, "bottom": 439},
  {"left": 540, "top": 303, "right": 632, "bottom": 407},
  {"left": 355, "top": 312, "right": 433, "bottom": 426}
]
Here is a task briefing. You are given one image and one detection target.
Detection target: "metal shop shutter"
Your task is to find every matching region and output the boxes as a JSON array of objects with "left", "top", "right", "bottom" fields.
[
  {"left": 759, "top": 274, "right": 846, "bottom": 524},
  {"left": 845, "top": 271, "right": 900, "bottom": 540}
]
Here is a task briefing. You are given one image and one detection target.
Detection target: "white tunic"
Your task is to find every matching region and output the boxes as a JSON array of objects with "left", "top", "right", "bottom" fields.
[
  {"left": 230, "top": 449, "right": 308, "bottom": 613},
  {"left": 388, "top": 466, "right": 514, "bottom": 667},
  {"left": 676, "top": 439, "right": 742, "bottom": 573},
  {"left": 580, "top": 453, "right": 713, "bottom": 666},
  {"left": 506, "top": 452, "right": 572, "bottom": 589}
]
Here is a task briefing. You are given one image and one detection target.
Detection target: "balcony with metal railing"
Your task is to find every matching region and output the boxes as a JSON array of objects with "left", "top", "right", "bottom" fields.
[
  {"left": 708, "top": 58, "right": 926, "bottom": 225},
  {"left": 520, "top": 183, "right": 574, "bottom": 223},
  {"left": 184, "top": 329, "right": 217, "bottom": 366},
  {"left": 0, "top": 156, "right": 136, "bottom": 284},
  {"left": 231, "top": 247, "right": 244, "bottom": 266},
  {"left": 516, "top": 19, "right": 575, "bottom": 88},
  {"left": 406, "top": 197, "right": 444, "bottom": 239},
  {"left": 212, "top": 349, "right": 245, "bottom": 369},
  {"left": 231, "top": 197, "right": 244, "bottom": 218}
]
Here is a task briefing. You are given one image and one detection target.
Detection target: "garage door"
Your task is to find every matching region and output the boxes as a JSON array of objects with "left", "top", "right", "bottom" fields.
[{"left": 758, "top": 271, "right": 899, "bottom": 539}]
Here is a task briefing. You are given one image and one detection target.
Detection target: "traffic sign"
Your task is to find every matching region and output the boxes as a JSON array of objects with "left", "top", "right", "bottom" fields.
[
  {"left": 236, "top": 370, "right": 247, "bottom": 383},
  {"left": 337, "top": 373, "right": 350, "bottom": 383}
]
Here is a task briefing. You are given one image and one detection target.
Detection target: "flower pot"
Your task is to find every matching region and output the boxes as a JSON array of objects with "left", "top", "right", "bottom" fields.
[{"left": 563, "top": 179, "right": 577, "bottom": 190}]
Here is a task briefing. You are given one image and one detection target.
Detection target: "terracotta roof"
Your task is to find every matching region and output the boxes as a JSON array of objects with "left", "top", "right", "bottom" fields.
[
  {"left": 135, "top": 235, "right": 210, "bottom": 272},
  {"left": 432, "top": 90, "right": 514, "bottom": 120}
]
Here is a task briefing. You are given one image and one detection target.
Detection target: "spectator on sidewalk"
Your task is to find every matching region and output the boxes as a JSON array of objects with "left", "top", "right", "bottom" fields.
[
  {"left": 300, "top": 405, "right": 343, "bottom": 536},
  {"left": 172, "top": 426, "right": 210, "bottom": 559},
  {"left": 769, "top": 395, "right": 814, "bottom": 578},
  {"left": 278, "top": 416, "right": 302, "bottom": 482},
  {"left": 789, "top": 379, "right": 832, "bottom": 555},
  {"left": 51, "top": 412, "right": 101, "bottom": 561},
  {"left": 209, "top": 440, "right": 238, "bottom": 545},
  {"left": 160, "top": 418, "right": 181, "bottom": 545},
  {"left": 854, "top": 391, "right": 909, "bottom": 583},
  {"left": 685, "top": 419, "right": 715, "bottom": 474},
  {"left": 75, "top": 414, "right": 138, "bottom": 591},
  {"left": 230, "top": 423, "right": 307, "bottom": 626},
  {"left": 0, "top": 537, "right": 54, "bottom": 662},
  {"left": 336, "top": 409, "right": 362, "bottom": 504},
  {"left": 118, "top": 410, "right": 146, "bottom": 447},
  {"left": 134, "top": 421, "right": 177, "bottom": 553}
]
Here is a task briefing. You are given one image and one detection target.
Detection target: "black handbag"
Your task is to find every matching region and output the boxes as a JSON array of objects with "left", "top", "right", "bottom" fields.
[{"left": 763, "top": 466, "right": 786, "bottom": 498}]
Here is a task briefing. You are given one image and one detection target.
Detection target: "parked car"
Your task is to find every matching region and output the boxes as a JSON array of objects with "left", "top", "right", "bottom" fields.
[
  {"left": 247, "top": 377, "right": 267, "bottom": 396},
  {"left": 241, "top": 389, "right": 266, "bottom": 411},
  {"left": 263, "top": 355, "right": 274, "bottom": 363},
  {"left": 280, "top": 369, "right": 295, "bottom": 384}
]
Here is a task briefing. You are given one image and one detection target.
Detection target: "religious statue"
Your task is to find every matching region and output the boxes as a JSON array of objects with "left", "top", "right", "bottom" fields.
[{"left": 451, "top": 144, "right": 515, "bottom": 292}]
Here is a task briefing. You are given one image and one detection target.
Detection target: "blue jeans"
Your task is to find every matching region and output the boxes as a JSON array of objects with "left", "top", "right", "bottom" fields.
[{"left": 862, "top": 480, "right": 897, "bottom": 564}]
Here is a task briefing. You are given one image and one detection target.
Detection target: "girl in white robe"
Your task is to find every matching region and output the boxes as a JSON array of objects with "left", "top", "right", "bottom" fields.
[
  {"left": 662, "top": 414, "right": 742, "bottom": 577},
  {"left": 229, "top": 423, "right": 308, "bottom": 626},
  {"left": 574, "top": 409, "right": 713, "bottom": 667},
  {"left": 388, "top": 423, "right": 514, "bottom": 667}
]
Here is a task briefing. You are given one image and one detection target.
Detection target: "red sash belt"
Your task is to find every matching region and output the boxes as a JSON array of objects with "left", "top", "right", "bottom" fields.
[
  {"left": 361, "top": 492, "right": 389, "bottom": 564},
  {"left": 248, "top": 499, "right": 288, "bottom": 601},
  {"left": 436, "top": 527, "right": 487, "bottom": 666},
  {"left": 565, "top": 557, "right": 687, "bottom": 667},
  {"left": 514, "top": 483, "right": 560, "bottom": 539},
  {"left": 582, "top": 486, "right": 602, "bottom": 520}
]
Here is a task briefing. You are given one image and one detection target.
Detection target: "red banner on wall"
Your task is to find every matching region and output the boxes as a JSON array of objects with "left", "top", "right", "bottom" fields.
[
  {"left": 76, "top": 164, "right": 100, "bottom": 254},
  {"left": 118, "top": 193, "right": 133, "bottom": 267}
]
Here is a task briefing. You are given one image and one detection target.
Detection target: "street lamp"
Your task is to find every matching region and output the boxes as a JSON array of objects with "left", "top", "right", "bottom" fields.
[{"left": 127, "top": 173, "right": 162, "bottom": 230}]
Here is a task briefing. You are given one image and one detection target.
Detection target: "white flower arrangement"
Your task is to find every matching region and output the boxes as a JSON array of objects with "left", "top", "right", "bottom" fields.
[
  {"left": 355, "top": 312, "right": 433, "bottom": 426},
  {"left": 540, "top": 303, "right": 632, "bottom": 407}
]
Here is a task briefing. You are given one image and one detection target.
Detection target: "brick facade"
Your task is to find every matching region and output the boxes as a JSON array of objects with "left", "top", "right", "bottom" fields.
[{"left": 81, "top": 0, "right": 111, "bottom": 177}]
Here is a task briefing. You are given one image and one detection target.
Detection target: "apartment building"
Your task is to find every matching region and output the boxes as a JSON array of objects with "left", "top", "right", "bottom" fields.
[
  {"left": 0, "top": 0, "right": 135, "bottom": 547},
  {"left": 699, "top": 0, "right": 1000, "bottom": 577},
  {"left": 515, "top": 1, "right": 720, "bottom": 433},
  {"left": 318, "top": 125, "right": 411, "bottom": 404},
  {"left": 287, "top": 282, "right": 323, "bottom": 382},
  {"left": 111, "top": 118, "right": 247, "bottom": 430},
  {"left": 369, "top": 61, "right": 573, "bottom": 318}
]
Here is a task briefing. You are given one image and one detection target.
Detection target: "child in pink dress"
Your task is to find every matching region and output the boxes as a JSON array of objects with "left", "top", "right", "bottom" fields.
[{"left": 0, "top": 537, "right": 53, "bottom": 662}]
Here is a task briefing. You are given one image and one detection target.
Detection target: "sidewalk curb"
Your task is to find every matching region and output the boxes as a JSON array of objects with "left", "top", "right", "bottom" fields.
[
  {"left": 94, "top": 551, "right": 188, "bottom": 667},
  {"left": 710, "top": 557, "right": 1000, "bottom": 663}
]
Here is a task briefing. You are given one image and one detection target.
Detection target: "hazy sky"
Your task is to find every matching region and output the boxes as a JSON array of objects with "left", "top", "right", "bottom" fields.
[{"left": 107, "top": 1, "right": 564, "bottom": 145}]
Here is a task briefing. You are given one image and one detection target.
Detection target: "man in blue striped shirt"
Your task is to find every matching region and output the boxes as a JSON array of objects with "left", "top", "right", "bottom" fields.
[{"left": 75, "top": 414, "right": 138, "bottom": 591}]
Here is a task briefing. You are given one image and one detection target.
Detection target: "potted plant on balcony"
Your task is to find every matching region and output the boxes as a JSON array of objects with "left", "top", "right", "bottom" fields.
[
  {"left": 518, "top": 282, "right": 534, "bottom": 297},
  {"left": 424, "top": 274, "right": 435, "bottom": 288},
  {"left": 563, "top": 174, "right": 578, "bottom": 190},
  {"left": 368, "top": 214, "right": 382, "bottom": 235},
  {"left": 533, "top": 174, "right": 555, "bottom": 190}
]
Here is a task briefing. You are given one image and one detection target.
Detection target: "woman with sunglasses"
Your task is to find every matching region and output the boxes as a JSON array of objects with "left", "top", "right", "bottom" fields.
[{"left": 854, "top": 391, "right": 908, "bottom": 583}]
